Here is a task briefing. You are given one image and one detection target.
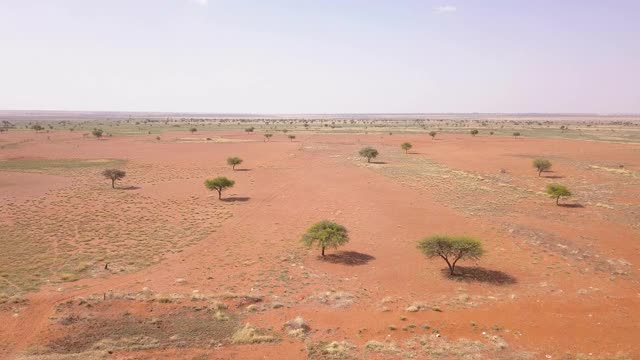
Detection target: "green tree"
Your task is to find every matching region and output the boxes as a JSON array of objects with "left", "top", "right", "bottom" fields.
[
  {"left": 417, "top": 235, "right": 484, "bottom": 275},
  {"left": 470, "top": 129, "right": 479, "bottom": 136},
  {"left": 205, "top": 177, "right": 235, "bottom": 200},
  {"left": 429, "top": 131, "right": 437, "bottom": 140},
  {"left": 102, "top": 169, "right": 126, "bottom": 188},
  {"left": 532, "top": 159, "right": 552, "bottom": 176},
  {"left": 359, "top": 146, "right": 379, "bottom": 163},
  {"left": 227, "top": 157, "right": 243, "bottom": 170},
  {"left": 264, "top": 133, "right": 273, "bottom": 142},
  {"left": 546, "top": 184, "right": 571, "bottom": 205},
  {"left": 92, "top": 128, "right": 104, "bottom": 138},
  {"left": 400, "top": 142, "right": 412, "bottom": 154},
  {"left": 301, "top": 220, "right": 349, "bottom": 257},
  {"left": 288, "top": 135, "right": 296, "bottom": 142}
]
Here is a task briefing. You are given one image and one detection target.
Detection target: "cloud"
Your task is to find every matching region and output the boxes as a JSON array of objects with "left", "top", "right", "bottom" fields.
[
  {"left": 434, "top": 5, "right": 457, "bottom": 14},
  {"left": 191, "top": 0, "right": 208, "bottom": 5}
]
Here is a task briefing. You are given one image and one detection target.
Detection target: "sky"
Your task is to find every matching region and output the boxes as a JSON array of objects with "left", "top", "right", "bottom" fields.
[{"left": 0, "top": 0, "right": 639, "bottom": 114}]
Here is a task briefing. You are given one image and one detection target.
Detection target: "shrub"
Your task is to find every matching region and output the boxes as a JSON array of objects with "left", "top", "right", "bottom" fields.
[
  {"left": 513, "top": 132, "right": 521, "bottom": 138},
  {"left": 400, "top": 142, "right": 412, "bottom": 154},
  {"left": 301, "top": 220, "right": 349, "bottom": 257},
  {"left": 189, "top": 127, "right": 197, "bottom": 133},
  {"left": 417, "top": 235, "right": 484, "bottom": 275},
  {"left": 359, "top": 147, "right": 379, "bottom": 163},
  {"left": 226, "top": 157, "right": 243, "bottom": 170},
  {"left": 92, "top": 128, "right": 104, "bottom": 138},
  {"left": 288, "top": 135, "right": 296, "bottom": 141},
  {"left": 31, "top": 124, "right": 45, "bottom": 132},
  {"left": 532, "top": 159, "right": 552, "bottom": 176},
  {"left": 204, "top": 176, "right": 235, "bottom": 200},
  {"left": 264, "top": 133, "right": 273, "bottom": 142},
  {"left": 429, "top": 131, "right": 437, "bottom": 140},
  {"left": 470, "top": 129, "right": 479, "bottom": 136},
  {"left": 245, "top": 127, "right": 255, "bottom": 133},
  {"left": 101, "top": 169, "right": 126, "bottom": 188},
  {"left": 546, "top": 184, "right": 571, "bottom": 205}
]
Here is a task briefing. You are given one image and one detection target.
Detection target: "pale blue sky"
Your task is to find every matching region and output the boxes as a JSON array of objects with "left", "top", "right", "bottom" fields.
[{"left": 1, "top": 0, "right": 638, "bottom": 113}]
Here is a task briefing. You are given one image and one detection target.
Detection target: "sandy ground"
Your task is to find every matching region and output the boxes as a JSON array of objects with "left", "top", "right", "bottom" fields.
[{"left": 1, "top": 130, "right": 639, "bottom": 359}]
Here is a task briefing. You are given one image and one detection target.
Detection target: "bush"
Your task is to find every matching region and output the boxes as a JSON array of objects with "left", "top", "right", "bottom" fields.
[
  {"left": 189, "top": 127, "right": 197, "bottom": 133},
  {"left": 513, "top": 132, "right": 521, "bottom": 138},
  {"left": 359, "top": 147, "right": 379, "bottom": 163},
  {"left": 205, "top": 176, "right": 235, "bottom": 200},
  {"left": 400, "top": 142, "right": 412, "bottom": 154},
  {"left": 417, "top": 235, "right": 484, "bottom": 275},
  {"left": 470, "top": 129, "right": 479, "bottom": 136},
  {"left": 532, "top": 159, "right": 552, "bottom": 176},
  {"left": 101, "top": 169, "right": 126, "bottom": 188},
  {"left": 288, "top": 135, "right": 296, "bottom": 141},
  {"left": 301, "top": 220, "right": 349, "bottom": 257},
  {"left": 429, "top": 131, "right": 437, "bottom": 140},
  {"left": 245, "top": 127, "right": 255, "bottom": 133},
  {"left": 92, "top": 128, "right": 104, "bottom": 138},
  {"left": 546, "top": 184, "right": 571, "bottom": 205},
  {"left": 264, "top": 133, "right": 273, "bottom": 142},
  {"left": 227, "top": 157, "right": 243, "bottom": 170}
]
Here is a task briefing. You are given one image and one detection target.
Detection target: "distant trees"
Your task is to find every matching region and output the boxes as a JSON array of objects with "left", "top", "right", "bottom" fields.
[
  {"left": 189, "top": 127, "right": 197, "bottom": 134},
  {"left": 417, "top": 235, "right": 484, "bottom": 275},
  {"left": 429, "top": 131, "right": 437, "bottom": 140},
  {"left": 264, "top": 133, "right": 273, "bottom": 142},
  {"left": 288, "top": 135, "right": 296, "bottom": 142},
  {"left": 31, "top": 124, "right": 45, "bottom": 132},
  {"left": 245, "top": 127, "right": 255, "bottom": 134},
  {"left": 227, "top": 157, "right": 243, "bottom": 170},
  {"left": 102, "top": 169, "right": 126, "bottom": 188},
  {"left": 470, "top": 129, "right": 479, "bottom": 136},
  {"left": 400, "top": 142, "right": 412, "bottom": 154},
  {"left": 513, "top": 132, "right": 521, "bottom": 139},
  {"left": 532, "top": 159, "right": 552, "bottom": 176},
  {"left": 546, "top": 184, "right": 571, "bottom": 205},
  {"left": 92, "top": 128, "right": 104, "bottom": 139},
  {"left": 359, "top": 146, "right": 379, "bottom": 163},
  {"left": 205, "top": 176, "right": 235, "bottom": 200},
  {"left": 301, "top": 220, "right": 349, "bottom": 257}
]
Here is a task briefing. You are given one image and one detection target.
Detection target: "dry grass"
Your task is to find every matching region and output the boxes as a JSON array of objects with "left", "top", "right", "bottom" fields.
[{"left": 230, "top": 323, "right": 278, "bottom": 344}]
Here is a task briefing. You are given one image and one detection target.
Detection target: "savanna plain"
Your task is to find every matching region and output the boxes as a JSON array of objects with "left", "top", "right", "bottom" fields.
[{"left": 1, "top": 113, "right": 639, "bottom": 360}]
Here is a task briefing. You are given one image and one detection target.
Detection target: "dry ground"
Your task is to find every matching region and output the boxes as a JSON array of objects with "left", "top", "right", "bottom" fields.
[{"left": 0, "top": 129, "right": 639, "bottom": 359}]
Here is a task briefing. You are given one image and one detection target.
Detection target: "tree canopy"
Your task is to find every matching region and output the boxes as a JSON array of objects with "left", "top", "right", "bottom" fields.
[
  {"left": 533, "top": 159, "right": 552, "bottom": 176},
  {"left": 470, "top": 129, "right": 479, "bottom": 136},
  {"left": 301, "top": 220, "right": 349, "bottom": 257},
  {"left": 205, "top": 176, "right": 235, "bottom": 199},
  {"left": 102, "top": 169, "right": 126, "bottom": 188},
  {"left": 429, "top": 131, "right": 437, "bottom": 139},
  {"left": 417, "top": 235, "right": 484, "bottom": 275},
  {"left": 92, "top": 128, "right": 104, "bottom": 138},
  {"left": 546, "top": 184, "right": 571, "bottom": 205},
  {"left": 264, "top": 133, "right": 273, "bottom": 141},
  {"left": 359, "top": 146, "right": 379, "bottom": 163},
  {"left": 400, "top": 142, "right": 412, "bottom": 154}
]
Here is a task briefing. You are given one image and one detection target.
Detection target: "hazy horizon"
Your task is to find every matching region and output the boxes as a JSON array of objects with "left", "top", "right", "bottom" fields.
[{"left": 1, "top": 0, "right": 639, "bottom": 113}]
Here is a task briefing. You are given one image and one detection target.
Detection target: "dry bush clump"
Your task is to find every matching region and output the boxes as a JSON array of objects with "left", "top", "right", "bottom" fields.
[
  {"left": 307, "top": 341, "right": 356, "bottom": 360},
  {"left": 230, "top": 323, "right": 278, "bottom": 344},
  {"left": 283, "top": 316, "right": 310, "bottom": 338},
  {"left": 307, "top": 291, "right": 355, "bottom": 308}
]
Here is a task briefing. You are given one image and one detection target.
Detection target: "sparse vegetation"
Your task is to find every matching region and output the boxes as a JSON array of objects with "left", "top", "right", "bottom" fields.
[
  {"left": 359, "top": 146, "right": 379, "bottom": 163},
  {"left": 189, "top": 127, "right": 197, "bottom": 133},
  {"left": 470, "top": 129, "right": 479, "bottom": 136},
  {"left": 245, "top": 127, "right": 255, "bottom": 134},
  {"left": 533, "top": 159, "right": 552, "bottom": 176},
  {"left": 92, "top": 128, "right": 104, "bottom": 139},
  {"left": 101, "top": 169, "right": 126, "bottom": 188},
  {"left": 264, "top": 133, "right": 273, "bottom": 141},
  {"left": 429, "top": 131, "right": 437, "bottom": 140},
  {"left": 546, "top": 184, "right": 572, "bottom": 205},
  {"left": 301, "top": 220, "right": 349, "bottom": 257},
  {"left": 417, "top": 235, "right": 484, "bottom": 275},
  {"left": 401, "top": 142, "right": 412, "bottom": 154},
  {"left": 204, "top": 176, "right": 235, "bottom": 200},
  {"left": 226, "top": 157, "right": 243, "bottom": 170}
]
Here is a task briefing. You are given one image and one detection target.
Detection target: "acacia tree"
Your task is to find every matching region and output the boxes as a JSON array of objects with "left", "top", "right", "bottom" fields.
[
  {"left": 513, "top": 132, "right": 521, "bottom": 139},
  {"left": 429, "top": 131, "right": 437, "bottom": 140},
  {"left": 102, "top": 169, "right": 126, "bottom": 188},
  {"left": 470, "top": 129, "right": 479, "bottom": 136},
  {"left": 92, "top": 128, "right": 104, "bottom": 139},
  {"left": 245, "top": 127, "right": 255, "bottom": 134},
  {"left": 31, "top": 124, "right": 45, "bottom": 132},
  {"left": 400, "top": 142, "right": 412, "bottom": 154},
  {"left": 189, "top": 127, "right": 197, "bottom": 134},
  {"left": 288, "top": 135, "right": 296, "bottom": 142},
  {"left": 359, "top": 146, "right": 379, "bottom": 163},
  {"left": 264, "top": 133, "right": 273, "bottom": 142},
  {"left": 546, "top": 184, "right": 571, "bottom": 205},
  {"left": 301, "top": 220, "right": 349, "bottom": 257},
  {"left": 417, "top": 235, "right": 484, "bottom": 275},
  {"left": 532, "top": 159, "right": 552, "bottom": 176},
  {"left": 227, "top": 157, "right": 243, "bottom": 170},
  {"left": 205, "top": 176, "right": 235, "bottom": 199}
]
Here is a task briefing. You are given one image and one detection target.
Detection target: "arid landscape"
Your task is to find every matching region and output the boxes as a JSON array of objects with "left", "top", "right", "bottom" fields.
[{"left": 1, "top": 113, "right": 639, "bottom": 359}]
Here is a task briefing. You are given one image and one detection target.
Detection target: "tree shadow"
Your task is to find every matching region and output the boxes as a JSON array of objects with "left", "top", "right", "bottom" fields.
[
  {"left": 234, "top": 169, "right": 252, "bottom": 172},
  {"left": 318, "top": 251, "right": 375, "bottom": 266},
  {"left": 369, "top": 161, "right": 387, "bottom": 164},
  {"left": 440, "top": 266, "right": 517, "bottom": 285},
  {"left": 119, "top": 186, "right": 141, "bottom": 190},
  {"left": 543, "top": 175, "right": 564, "bottom": 179},
  {"left": 558, "top": 203, "right": 584, "bottom": 208},
  {"left": 221, "top": 196, "right": 251, "bottom": 202}
]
